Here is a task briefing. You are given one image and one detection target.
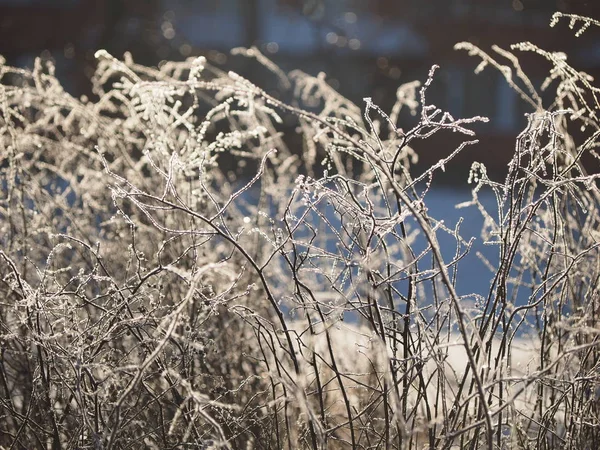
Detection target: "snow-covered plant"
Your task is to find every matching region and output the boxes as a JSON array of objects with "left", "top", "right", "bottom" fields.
[{"left": 1, "top": 13, "right": 600, "bottom": 450}]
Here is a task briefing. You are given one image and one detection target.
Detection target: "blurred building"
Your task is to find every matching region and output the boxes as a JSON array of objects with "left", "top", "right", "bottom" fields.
[{"left": 1, "top": 0, "right": 600, "bottom": 177}]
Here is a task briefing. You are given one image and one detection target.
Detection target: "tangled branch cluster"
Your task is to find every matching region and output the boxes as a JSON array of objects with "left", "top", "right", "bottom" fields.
[{"left": 1, "top": 12, "right": 600, "bottom": 449}]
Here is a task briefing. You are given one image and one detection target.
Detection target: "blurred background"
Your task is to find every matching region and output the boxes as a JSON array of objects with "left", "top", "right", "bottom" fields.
[
  {"left": 1, "top": 0, "right": 600, "bottom": 178},
  {"left": 2, "top": 0, "right": 600, "bottom": 179},
  {"left": 2, "top": 0, "right": 599, "bottom": 298}
]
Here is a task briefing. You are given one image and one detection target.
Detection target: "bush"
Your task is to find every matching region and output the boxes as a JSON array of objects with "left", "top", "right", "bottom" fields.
[{"left": 1, "top": 11, "right": 600, "bottom": 450}]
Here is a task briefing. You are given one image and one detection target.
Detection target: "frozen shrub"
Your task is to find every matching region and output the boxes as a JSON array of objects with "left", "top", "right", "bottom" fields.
[{"left": 1, "top": 12, "right": 600, "bottom": 450}]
